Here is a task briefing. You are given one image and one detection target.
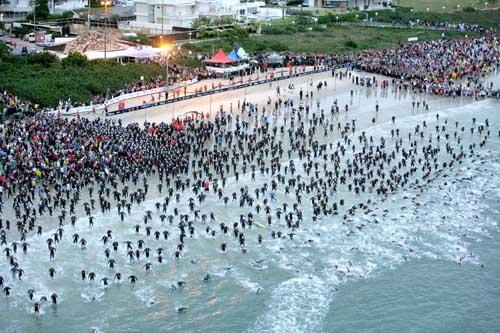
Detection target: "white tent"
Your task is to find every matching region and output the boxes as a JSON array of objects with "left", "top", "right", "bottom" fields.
[
  {"left": 124, "top": 47, "right": 162, "bottom": 59},
  {"left": 236, "top": 47, "right": 249, "bottom": 60},
  {"left": 75, "top": 46, "right": 162, "bottom": 60}
]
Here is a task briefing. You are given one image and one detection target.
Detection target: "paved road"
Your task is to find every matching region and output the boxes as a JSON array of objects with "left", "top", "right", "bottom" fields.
[{"left": 0, "top": 35, "right": 43, "bottom": 55}]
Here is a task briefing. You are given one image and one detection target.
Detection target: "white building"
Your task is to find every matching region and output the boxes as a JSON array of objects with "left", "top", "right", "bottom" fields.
[
  {"left": 0, "top": 0, "right": 32, "bottom": 21},
  {"left": 52, "top": 0, "right": 88, "bottom": 14},
  {"left": 132, "top": 0, "right": 266, "bottom": 33},
  {"left": 0, "top": 0, "right": 87, "bottom": 21}
]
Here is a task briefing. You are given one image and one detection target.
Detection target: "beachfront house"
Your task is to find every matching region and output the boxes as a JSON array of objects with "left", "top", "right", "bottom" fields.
[{"left": 132, "top": 0, "right": 266, "bottom": 33}]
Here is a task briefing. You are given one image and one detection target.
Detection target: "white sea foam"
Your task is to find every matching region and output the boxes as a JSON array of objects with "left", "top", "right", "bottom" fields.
[{"left": 248, "top": 100, "right": 500, "bottom": 333}]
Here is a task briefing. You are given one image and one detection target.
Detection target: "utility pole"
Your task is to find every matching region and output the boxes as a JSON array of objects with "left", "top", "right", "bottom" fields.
[
  {"left": 161, "top": 0, "right": 164, "bottom": 36},
  {"left": 100, "top": 0, "right": 110, "bottom": 59},
  {"left": 88, "top": 0, "right": 91, "bottom": 27},
  {"left": 32, "top": 0, "right": 36, "bottom": 29},
  {"left": 166, "top": 51, "right": 169, "bottom": 88}
]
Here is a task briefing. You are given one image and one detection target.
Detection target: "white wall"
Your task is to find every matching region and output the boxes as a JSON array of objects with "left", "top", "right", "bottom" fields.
[
  {"left": 54, "top": 0, "right": 87, "bottom": 13},
  {"left": 133, "top": 0, "right": 268, "bottom": 31},
  {"left": 303, "top": 0, "right": 315, "bottom": 7}
]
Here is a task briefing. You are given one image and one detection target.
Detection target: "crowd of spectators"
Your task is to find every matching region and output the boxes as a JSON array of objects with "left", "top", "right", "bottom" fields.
[
  {"left": 3, "top": 32, "right": 499, "bottom": 117},
  {"left": 353, "top": 36, "right": 500, "bottom": 98}
]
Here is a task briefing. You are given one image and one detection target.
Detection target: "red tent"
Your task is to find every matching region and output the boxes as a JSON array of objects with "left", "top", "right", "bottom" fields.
[{"left": 205, "top": 49, "right": 235, "bottom": 64}]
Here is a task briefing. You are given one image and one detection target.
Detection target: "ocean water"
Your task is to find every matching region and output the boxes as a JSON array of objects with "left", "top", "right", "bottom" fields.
[{"left": 0, "top": 76, "right": 499, "bottom": 333}]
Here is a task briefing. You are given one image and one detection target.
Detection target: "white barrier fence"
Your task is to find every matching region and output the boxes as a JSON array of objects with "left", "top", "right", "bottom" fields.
[
  {"left": 49, "top": 78, "right": 199, "bottom": 116},
  {"left": 206, "top": 64, "right": 250, "bottom": 75}
]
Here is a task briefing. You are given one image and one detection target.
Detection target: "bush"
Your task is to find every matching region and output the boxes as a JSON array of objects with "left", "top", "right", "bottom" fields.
[
  {"left": 344, "top": 40, "right": 358, "bottom": 49},
  {"left": 212, "top": 17, "right": 236, "bottom": 26},
  {"left": 0, "top": 42, "right": 12, "bottom": 61},
  {"left": 61, "top": 11, "right": 74, "bottom": 18},
  {"left": 463, "top": 6, "right": 476, "bottom": 13},
  {"left": 0, "top": 57, "right": 165, "bottom": 107},
  {"left": 26, "top": 52, "right": 58, "bottom": 66},
  {"left": 62, "top": 52, "right": 88, "bottom": 67},
  {"left": 174, "top": 58, "right": 203, "bottom": 68},
  {"left": 220, "top": 25, "right": 249, "bottom": 39},
  {"left": 318, "top": 13, "right": 334, "bottom": 25},
  {"left": 126, "top": 33, "right": 153, "bottom": 46},
  {"left": 261, "top": 24, "right": 292, "bottom": 35},
  {"left": 312, "top": 25, "right": 326, "bottom": 32},
  {"left": 11, "top": 26, "right": 32, "bottom": 38}
]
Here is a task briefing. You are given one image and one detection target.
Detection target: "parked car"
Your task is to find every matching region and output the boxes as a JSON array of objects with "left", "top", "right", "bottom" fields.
[
  {"left": 24, "top": 32, "right": 36, "bottom": 43},
  {"left": 5, "top": 39, "right": 16, "bottom": 47}
]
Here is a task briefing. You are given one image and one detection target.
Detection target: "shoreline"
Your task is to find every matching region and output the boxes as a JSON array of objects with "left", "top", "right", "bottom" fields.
[{"left": 2, "top": 70, "right": 498, "bottom": 232}]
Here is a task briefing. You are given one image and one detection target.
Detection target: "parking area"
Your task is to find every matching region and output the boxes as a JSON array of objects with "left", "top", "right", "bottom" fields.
[{"left": 0, "top": 34, "right": 44, "bottom": 55}]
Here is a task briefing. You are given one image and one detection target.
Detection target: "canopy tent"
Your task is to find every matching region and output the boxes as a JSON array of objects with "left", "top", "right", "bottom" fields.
[
  {"left": 205, "top": 49, "right": 235, "bottom": 64},
  {"left": 131, "top": 47, "right": 163, "bottom": 59},
  {"left": 81, "top": 46, "right": 162, "bottom": 61},
  {"left": 228, "top": 49, "right": 242, "bottom": 62},
  {"left": 236, "top": 47, "right": 249, "bottom": 60}
]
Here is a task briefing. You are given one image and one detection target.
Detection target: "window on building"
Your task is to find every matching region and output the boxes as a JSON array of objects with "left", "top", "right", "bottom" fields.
[
  {"left": 148, "top": 4, "right": 155, "bottom": 23},
  {"left": 323, "top": 0, "right": 349, "bottom": 8}
]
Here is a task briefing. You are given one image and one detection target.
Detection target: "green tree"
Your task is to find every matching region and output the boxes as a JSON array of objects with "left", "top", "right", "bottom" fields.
[
  {"left": 26, "top": 51, "right": 58, "bottom": 66},
  {"left": 62, "top": 52, "right": 88, "bottom": 68},
  {"left": 0, "top": 42, "right": 12, "bottom": 62},
  {"left": 32, "top": 0, "right": 50, "bottom": 21},
  {"left": 213, "top": 17, "right": 235, "bottom": 26},
  {"left": 61, "top": 11, "right": 74, "bottom": 18},
  {"left": 192, "top": 17, "right": 212, "bottom": 29}
]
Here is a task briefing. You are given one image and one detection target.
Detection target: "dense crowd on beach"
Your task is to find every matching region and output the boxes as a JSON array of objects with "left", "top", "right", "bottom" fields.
[
  {"left": 1, "top": 14, "right": 500, "bottom": 323},
  {"left": 354, "top": 36, "right": 500, "bottom": 98},
  {"left": 0, "top": 62, "right": 497, "bottom": 314},
  {"left": 0, "top": 116, "right": 192, "bottom": 187}
]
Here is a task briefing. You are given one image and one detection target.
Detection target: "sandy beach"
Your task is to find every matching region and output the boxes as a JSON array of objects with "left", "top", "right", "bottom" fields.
[{"left": 1, "top": 66, "right": 499, "bottom": 333}]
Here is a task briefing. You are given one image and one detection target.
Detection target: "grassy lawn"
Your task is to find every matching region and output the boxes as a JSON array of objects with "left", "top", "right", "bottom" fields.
[
  {"left": 184, "top": 25, "right": 469, "bottom": 55},
  {"left": 398, "top": 0, "right": 499, "bottom": 12}
]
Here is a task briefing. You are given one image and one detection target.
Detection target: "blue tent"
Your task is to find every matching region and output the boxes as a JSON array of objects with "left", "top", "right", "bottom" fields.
[{"left": 228, "top": 49, "right": 241, "bottom": 61}]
